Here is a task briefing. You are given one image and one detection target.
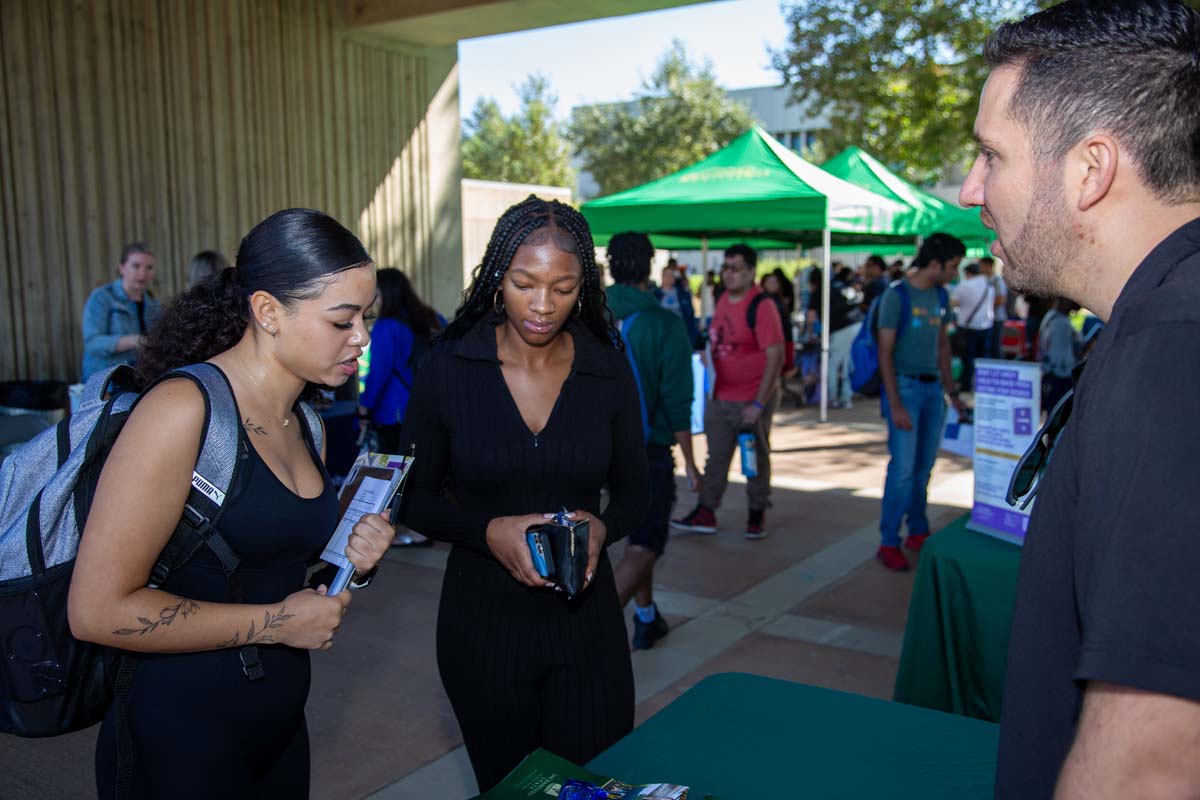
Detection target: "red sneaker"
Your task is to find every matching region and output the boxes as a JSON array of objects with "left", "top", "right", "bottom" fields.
[
  {"left": 671, "top": 504, "right": 717, "bottom": 534},
  {"left": 876, "top": 545, "right": 911, "bottom": 572},
  {"left": 904, "top": 532, "right": 930, "bottom": 552},
  {"left": 744, "top": 509, "right": 768, "bottom": 540}
]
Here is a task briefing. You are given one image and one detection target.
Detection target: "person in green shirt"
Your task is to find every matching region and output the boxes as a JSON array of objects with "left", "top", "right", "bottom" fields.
[
  {"left": 605, "top": 232, "right": 702, "bottom": 650},
  {"left": 876, "top": 233, "right": 968, "bottom": 572}
]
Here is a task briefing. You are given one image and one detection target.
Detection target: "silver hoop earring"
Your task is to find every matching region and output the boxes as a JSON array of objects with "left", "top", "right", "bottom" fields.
[{"left": 493, "top": 289, "right": 504, "bottom": 315}]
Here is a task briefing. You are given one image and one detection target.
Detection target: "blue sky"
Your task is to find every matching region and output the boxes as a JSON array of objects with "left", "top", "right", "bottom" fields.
[{"left": 458, "top": 0, "right": 790, "bottom": 120}]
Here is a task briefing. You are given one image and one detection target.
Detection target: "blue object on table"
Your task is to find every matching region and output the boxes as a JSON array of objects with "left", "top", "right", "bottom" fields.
[{"left": 557, "top": 780, "right": 608, "bottom": 800}]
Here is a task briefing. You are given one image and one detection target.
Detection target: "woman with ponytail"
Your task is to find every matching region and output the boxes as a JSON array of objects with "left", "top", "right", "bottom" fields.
[
  {"left": 398, "top": 196, "right": 650, "bottom": 791},
  {"left": 68, "top": 208, "right": 395, "bottom": 798}
]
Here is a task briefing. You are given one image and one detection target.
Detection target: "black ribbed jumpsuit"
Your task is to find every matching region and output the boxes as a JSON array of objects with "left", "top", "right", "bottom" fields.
[
  {"left": 95, "top": 405, "right": 338, "bottom": 799},
  {"left": 398, "top": 318, "right": 650, "bottom": 791}
]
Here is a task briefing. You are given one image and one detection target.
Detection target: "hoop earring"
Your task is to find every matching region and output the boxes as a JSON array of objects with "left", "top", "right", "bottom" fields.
[
  {"left": 573, "top": 297, "right": 583, "bottom": 317},
  {"left": 493, "top": 288, "right": 504, "bottom": 315}
]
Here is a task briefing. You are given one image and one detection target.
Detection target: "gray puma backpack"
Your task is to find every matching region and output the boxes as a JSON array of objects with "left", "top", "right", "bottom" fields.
[{"left": 0, "top": 362, "right": 322, "bottom": 738}]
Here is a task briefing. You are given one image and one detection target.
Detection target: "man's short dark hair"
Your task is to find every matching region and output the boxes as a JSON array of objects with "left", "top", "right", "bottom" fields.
[
  {"left": 607, "top": 232, "right": 655, "bottom": 285},
  {"left": 865, "top": 254, "right": 886, "bottom": 270},
  {"left": 913, "top": 233, "right": 967, "bottom": 269},
  {"left": 724, "top": 243, "right": 757, "bottom": 268},
  {"left": 985, "top": 0, "right": 1200, "bottom": 204},
  {"left": 980, "top": 256, "right": 995, "bottom": 267},
  {"left": 965, "top": 262, "right": 982, "bottom": 276}
]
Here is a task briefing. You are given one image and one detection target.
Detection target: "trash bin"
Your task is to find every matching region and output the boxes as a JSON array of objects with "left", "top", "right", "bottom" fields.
[{"left": 0, "top": 380, "right": 70, "bottom": 426}]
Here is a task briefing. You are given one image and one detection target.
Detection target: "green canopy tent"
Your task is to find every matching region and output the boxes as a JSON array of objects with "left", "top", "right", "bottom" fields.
[
  {"left": 820, "top": 146, "right": 995, "bottom": 249},
  {"left": 582, "top": 126, "right": 922, "bottom": 422}
]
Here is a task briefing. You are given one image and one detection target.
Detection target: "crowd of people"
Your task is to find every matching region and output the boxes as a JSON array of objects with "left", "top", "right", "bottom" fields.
[
  {"left": 68, "top": 197, "right": 1097, "bottom": 797},
  {"left": 40, "top": 0, "right": 1200, "bottom": 797}
]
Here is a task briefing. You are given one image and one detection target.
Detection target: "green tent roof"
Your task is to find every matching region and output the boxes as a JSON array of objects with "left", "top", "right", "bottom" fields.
[
  {"left": 581, "top": 127, "right": 922, "bottom": 244},
  {"left": 820, "top": 147, "right": 994, "bottom": 247}
]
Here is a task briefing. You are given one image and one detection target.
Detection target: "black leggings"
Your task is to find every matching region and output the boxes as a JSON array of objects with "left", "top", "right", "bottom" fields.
[{"left": 437, "top": 549, "right": 635, "bottom": 792}]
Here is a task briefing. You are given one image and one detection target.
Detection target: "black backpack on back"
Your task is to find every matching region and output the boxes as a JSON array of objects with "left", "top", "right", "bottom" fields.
[
  {"left": 0, "top": 363, "right": 323, "bottom": 739},
  {"left": 746, "top": 293, "right": 794, "bottom": 343}
]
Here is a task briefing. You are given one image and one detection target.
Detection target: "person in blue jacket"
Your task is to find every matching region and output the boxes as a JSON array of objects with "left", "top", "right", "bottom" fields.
[
  {"left": 358, "top": 268, "right": 443, "bottom": 449},
  {"left": 81, "top": 242, "right": 162, "bottom": 380},
  {"left": 358, "top": 269, "right": 443, "bottom": 546}
]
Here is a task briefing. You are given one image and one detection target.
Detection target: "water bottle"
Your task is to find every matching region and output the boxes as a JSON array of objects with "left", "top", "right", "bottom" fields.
[{"left": 738, "top": 429, "right": 758, "bottom": 478}]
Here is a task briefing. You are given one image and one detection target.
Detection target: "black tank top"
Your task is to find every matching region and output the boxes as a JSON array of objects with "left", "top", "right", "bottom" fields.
[{"left": 162, "top": 413, "right": 338, "bottom": 606}]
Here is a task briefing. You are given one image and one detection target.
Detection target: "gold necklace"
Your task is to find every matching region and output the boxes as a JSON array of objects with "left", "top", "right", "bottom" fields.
[{"left": 234, "top": 358, "right": 292, "bottom": 429}]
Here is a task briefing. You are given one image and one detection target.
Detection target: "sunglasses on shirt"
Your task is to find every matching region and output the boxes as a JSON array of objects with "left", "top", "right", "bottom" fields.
[{"left": 1006, "top": 357, "right": 1087, "bottom": 509}]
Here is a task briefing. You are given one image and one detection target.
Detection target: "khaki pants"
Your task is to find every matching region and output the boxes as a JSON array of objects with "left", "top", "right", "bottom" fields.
[{"left": 699, "top": 386, "right": 780, "bottom": 512}]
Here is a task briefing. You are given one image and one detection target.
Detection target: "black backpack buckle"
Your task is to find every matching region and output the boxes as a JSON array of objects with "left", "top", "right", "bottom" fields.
[
  {"left": 181, "top": 503, "right": 211, "bottom": 530},
  {"left": 239, "top": 646, "right": 264, "bottom": 681}
]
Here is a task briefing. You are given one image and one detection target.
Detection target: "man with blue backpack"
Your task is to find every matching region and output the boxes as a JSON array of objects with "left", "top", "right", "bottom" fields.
[
  {"left": 874, "top": 233, "right": 967, "bottom": 571},
  {"left": 605, "top": 232, "right": 701, "bottom": 650}
]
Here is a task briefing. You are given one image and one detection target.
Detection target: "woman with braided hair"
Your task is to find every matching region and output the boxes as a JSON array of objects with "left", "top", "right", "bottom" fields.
[{"left": 398, "top": 196, "right": 649, "bottom": 790}]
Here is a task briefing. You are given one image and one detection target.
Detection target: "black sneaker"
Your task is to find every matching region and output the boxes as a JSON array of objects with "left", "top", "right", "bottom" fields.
[
  {"left": 632, "top": 612, "right": 670, "bottom": 650},
  {"left": 745, "top": 509, "right": 768, "bottom": 540}
]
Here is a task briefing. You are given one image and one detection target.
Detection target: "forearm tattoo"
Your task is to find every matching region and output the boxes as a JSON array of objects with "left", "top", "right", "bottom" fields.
[
  {"left": 219, "top": 606, "right": 294, "bottom": 649},
  {"left": 243, "top": 416, "right": 268, "bottom": 436},
  {"left": 113, "top": 597, "right": 200, "bottom": 636}
]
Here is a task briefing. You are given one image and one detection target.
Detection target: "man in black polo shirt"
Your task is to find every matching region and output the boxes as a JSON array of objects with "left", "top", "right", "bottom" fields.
[{"left": 960, "top": 1, "right": 1200, "bottom": 796}]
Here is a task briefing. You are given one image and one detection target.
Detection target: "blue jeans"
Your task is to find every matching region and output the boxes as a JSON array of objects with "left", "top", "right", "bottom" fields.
[{"left": 880, "top": 376, "right": 947, "bottom": 546}]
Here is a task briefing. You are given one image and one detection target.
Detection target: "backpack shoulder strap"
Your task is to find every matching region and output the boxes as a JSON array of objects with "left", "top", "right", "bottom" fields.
[
  {"left": 619, "top": 312, "right": 651, "bottom": 442},
  {"left": 745, "top": 293, "right": 767, "bottom": 330},
  {"left": 937, "top": 285, "right": 950, "bottom": 321},
  {"left": 144, "top": 363, "right": 270, "bottom": 680},
  {"left": 297, "top": 402, "right": 323, "bottom": 457},
  {"left": 137, "top": 364, "right": 241, "bottom": 586},
  {"left": 894, "top": 281, "right": 914, "bottom": 341}
]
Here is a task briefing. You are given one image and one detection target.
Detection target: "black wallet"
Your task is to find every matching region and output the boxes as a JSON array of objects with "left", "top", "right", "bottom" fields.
[{"left": 525, "top": 511, "right": 590, "bottom": 598}]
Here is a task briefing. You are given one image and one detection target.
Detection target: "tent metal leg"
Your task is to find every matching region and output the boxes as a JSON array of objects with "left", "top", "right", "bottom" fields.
[{"left": 820, "top": 228, "right": 831, "bottom": 424}]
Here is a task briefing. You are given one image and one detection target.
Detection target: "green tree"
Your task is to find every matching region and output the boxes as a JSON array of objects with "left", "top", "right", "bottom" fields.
[
  {"left": 462, "top": 75, "right": 575, "bottom": 187},
  {"left": 774, "top": 0, "right": 1050, "bottom": 184},
  {"left": 569, "top": 40, "right": 757, "bottom": 197}
]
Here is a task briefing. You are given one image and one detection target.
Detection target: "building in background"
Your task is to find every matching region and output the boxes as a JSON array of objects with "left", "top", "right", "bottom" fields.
[{"left": 461, "top": 179, "right": 573, "bottom": 287}]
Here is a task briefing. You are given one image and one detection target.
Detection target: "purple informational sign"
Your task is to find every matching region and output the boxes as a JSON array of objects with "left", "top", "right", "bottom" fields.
[{"left": 967, "top": 359, "right": 1042, "bottom": 547}]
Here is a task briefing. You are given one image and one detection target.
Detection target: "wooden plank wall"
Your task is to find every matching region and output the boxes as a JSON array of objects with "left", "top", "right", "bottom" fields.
[{"left": 0, "top": 0, "right": 434, "bottom": 382}]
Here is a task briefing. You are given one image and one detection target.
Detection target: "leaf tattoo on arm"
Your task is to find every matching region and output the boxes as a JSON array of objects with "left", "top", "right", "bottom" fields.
[
  {"left": 114, "top": 597, "right": 199, "bottom": 636},
  {"left": 219, "top": 605, "right": 295, "bottom": 649}
]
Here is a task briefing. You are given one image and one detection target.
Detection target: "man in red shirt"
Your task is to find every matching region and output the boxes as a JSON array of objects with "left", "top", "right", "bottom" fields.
[{"left": 672, "top": 244, "right": 785, "bottom": 539}]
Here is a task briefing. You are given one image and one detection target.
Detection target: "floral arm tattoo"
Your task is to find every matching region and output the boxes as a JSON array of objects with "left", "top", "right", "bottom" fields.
[
  {"left": 113, "top": 597, "right": 200, "bottom": 636},
  {"left": 219, "top": 606, "right": 295, "bottom": 649}
]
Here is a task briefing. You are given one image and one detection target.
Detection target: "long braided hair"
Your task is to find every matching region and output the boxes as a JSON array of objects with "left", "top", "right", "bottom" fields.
[{"left": 441, "top": 195, "right": 620, "bottom": 349}]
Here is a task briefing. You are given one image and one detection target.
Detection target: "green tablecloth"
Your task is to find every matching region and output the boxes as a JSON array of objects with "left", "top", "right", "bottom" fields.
[
  {"left": 893, "top": 513, "right": 1022, "bottom": 721},
  {"left": 587, "top": 672, "right": 999, "bottom": 799}
]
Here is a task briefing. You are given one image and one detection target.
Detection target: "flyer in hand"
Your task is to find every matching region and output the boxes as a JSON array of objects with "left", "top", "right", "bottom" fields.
[
  {"left": 475, "top": 749, "right": 717, "bottom": 800},
  {"left": 321, "top": 450, "right": 415, "bottom": 593}
]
